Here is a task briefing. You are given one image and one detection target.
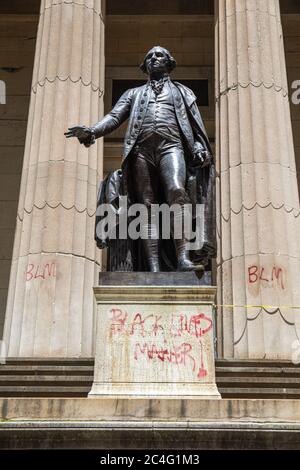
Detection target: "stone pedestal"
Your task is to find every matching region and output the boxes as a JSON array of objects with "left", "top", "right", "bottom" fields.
[
  {"left": 89, "top": 283, "right": 220, "bottom": 398},
  {"left": 98, "top": 271, "right": 212, "bottom": 286}
]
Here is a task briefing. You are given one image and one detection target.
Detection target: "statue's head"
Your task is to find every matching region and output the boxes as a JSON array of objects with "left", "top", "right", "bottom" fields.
[{"left": 140, "top": 46, "right": 177, "bottom": 75}]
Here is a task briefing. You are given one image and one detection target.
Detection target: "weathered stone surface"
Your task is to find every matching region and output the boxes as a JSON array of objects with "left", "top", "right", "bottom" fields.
[
  {"left": 1, "top": 396, "right": 300, "bottom": 422},
  {"left": 98, "top": 271, "right": 212, "bottom": 286},
  {"left": 216, "top": 0, "right": 300, "bottom": 359},
  {"left": 1, "top": 357, "right": 300, "bottom": 399},
  {"left": 3, "top": 0, "right": 105, "bottom": 357},
  {"left": 89, "top": 286, "right": 220, "bottom": 398},
  {"left": 2, "top": 419, "right": 300, "bottom": 450}
]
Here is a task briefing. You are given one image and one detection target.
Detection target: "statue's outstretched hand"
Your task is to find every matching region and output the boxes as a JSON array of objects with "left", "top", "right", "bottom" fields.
[{"left": 64, "top": 125, "right": 95, "bottom": 147}]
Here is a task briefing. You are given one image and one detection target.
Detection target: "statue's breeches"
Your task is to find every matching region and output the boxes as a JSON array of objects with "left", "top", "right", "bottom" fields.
[{"left": 131, "top": 134, "right": 187, "bottom": 206}]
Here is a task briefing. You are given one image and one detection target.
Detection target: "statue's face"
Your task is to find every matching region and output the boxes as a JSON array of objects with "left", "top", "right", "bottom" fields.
[{"left": 144, "top": 47, "right": 169, "bottom": 75}]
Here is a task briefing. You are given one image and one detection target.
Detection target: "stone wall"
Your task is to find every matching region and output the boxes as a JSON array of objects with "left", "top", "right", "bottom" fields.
[{"left": 106, "top": 0, "right": 213, "bottom": 16}]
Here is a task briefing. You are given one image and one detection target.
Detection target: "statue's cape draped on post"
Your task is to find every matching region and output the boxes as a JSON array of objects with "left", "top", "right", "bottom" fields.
[{"left": 95, "top": 80, "right": 216, "bottom": 270}]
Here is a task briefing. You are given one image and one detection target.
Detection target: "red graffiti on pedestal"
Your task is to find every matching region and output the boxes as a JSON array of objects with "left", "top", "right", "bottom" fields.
[
  {"left": 170, "top": 312, "right": 212, "bottom": 338},
  {"left": 110, "top": 308, "right": 164, "bottom": 337},
  {"left": 134, "top": 342, "right": 196, "bottom": 371},
  {"left": 109, "top": 307, "right": 212, "bottom": 380}
]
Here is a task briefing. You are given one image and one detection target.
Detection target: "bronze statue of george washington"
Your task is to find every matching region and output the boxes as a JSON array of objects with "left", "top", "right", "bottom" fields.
[{"left": 65, "top": 46, "right": 216, "bottom": 273}]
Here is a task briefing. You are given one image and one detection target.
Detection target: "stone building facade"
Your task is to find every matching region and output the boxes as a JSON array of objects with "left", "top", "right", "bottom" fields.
[{"left": 1, "top": 0, "right": 300, "bottom": 361}]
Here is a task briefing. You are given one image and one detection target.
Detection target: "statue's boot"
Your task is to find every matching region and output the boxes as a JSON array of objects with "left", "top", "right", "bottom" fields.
[
  {"left": 174, "top": 239, "right": 204, "bottom": 272},
  {"left": 171, "top": 205, "right": 204, "bottom": 272},
  {"left": 141, "top": 222, "right": 161, "bottom": 272}
]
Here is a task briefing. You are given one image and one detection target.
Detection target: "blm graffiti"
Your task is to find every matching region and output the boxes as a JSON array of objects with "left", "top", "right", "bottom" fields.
[
  {"left": 109, "top": 307, "right": 213, "bottom": 380},
  {"left": 247, "top": 264, "right": 286, "bottom": 290},
  {"left": 25, "top": 261, "right": 56, "bottom": 281}
]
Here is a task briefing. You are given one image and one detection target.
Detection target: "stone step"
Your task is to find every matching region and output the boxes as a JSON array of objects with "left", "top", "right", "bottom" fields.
[
  {"left": 1, "top": 358, "right": 300, "bottom": 398},
  {"left": 216, "top": 366, "right": 300, "bottom": 376},
  {"left": 0, "top": 386, "right": 89, "bottom": 397},
  {"left": 0, "top": 375, "right": 93, "bottom": 385},
  {"left": 1, "top": 373, "right": 298, "bottom": 381},
  {"left": 2, "top": 358, "right": 297, "bottom": 366},
  {"left": 215, "top": 359, "right": 297, "bottom": 368},
  {"left": 0, "top": 365, "right": 94, "bottom": 375},
  {"left": 219, "top": 387, "right": 300, "bottom": 398},
  {"left": 1, "top": 358, "right": 94, "bottom": 366},
  {"left": 1, "top": 385, "right": 300, "bottom": 399},
  {"left": 2, "top": 375, "right": 300, "bottom": 386},
  {"left": 3, "top": 357, "right": 296, "bottom": 367},
  {"left": 217, "top": 376, "right": 300, "bottom": 387},
  {"left": 1, "top": 364, "right": 299, "bottom": 377}
]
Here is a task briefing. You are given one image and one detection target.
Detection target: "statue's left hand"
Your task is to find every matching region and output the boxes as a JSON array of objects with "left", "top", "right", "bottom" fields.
[{"left": 191, "top": 150, "right": 212, "bottom": 168}]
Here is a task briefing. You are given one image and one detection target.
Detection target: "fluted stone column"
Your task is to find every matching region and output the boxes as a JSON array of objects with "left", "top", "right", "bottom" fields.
[
  {"left": 3, "top": 0, "right": 105, "bottom": 357},
  {"left": 215, "top": 0, "right": 300, "bottom": 359}
]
